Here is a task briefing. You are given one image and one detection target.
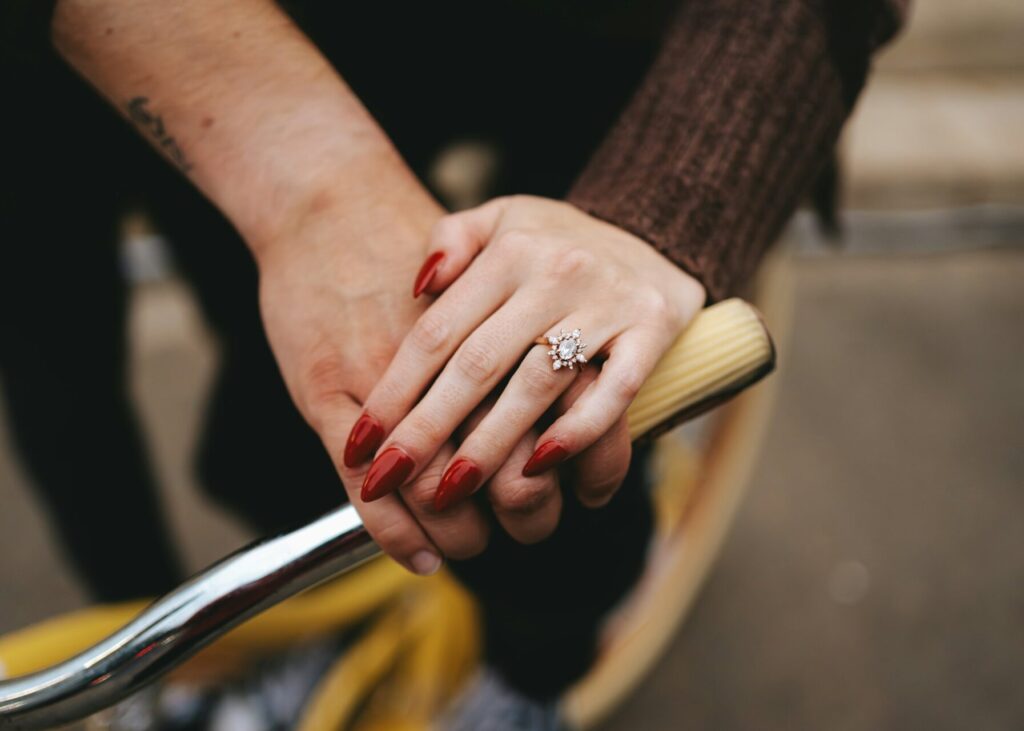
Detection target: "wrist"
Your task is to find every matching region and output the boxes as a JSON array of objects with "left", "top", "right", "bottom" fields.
[
  {"left": 250, "top": 154, "right": 445, "bottom": 276},
  {"left": 238, "top": 141, "right": 411, "bottom": 255},
  {"left": 53, "top": 0, "right": 436, "bottom": 266}
]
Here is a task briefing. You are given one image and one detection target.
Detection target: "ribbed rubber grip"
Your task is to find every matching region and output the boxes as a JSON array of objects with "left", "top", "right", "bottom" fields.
[{"left": 627, "top": 298, "right": 776, "bottom": 440}]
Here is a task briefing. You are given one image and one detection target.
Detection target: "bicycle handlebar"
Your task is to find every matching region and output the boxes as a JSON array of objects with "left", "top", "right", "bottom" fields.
[
  {"left": 0, "top": 505, "right": 376, "bottom": 729},
  {"left": 0, "top": 298, "right": 774, "bottom": 730}
]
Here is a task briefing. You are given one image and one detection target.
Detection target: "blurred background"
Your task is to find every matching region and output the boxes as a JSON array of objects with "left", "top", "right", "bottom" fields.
[{"left": 1, "top": 0, "right": 1022, "bottom": 728}]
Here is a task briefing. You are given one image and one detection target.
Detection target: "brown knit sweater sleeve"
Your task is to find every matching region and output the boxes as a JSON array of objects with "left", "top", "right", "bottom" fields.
[{"left": 567, "top": 0, "right": 909, "bottom": 301}]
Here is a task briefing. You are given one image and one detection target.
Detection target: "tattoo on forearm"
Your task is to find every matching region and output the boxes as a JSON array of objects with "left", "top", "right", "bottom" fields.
[{"left": 126, "top": 96, "right": 193, "bottom": 173}]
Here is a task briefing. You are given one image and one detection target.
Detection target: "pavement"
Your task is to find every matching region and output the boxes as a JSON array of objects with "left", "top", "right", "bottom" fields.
[
  {"left": 601, "top": 246, "right": 1024, "bottom": 731},
  {"left": 843, "top": 0, "right": 1024, "bottom": 208}
]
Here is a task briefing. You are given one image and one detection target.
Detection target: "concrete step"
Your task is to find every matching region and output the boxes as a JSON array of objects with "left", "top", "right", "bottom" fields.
[{"left": 843, "top": 0, "right": 1024, "bottom": 209}]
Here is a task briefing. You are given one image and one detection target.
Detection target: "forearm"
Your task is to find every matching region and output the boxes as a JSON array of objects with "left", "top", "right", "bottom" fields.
[{"left": 52, "top": 0, "right": 425, "bottom": 256}]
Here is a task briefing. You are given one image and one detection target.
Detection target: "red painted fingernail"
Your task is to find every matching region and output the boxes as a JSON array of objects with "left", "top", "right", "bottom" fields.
[
  {"left": 412, "top": 252, "right": 445, "bottom": 298},
  {"left": 344, "top": 412, "right": 385, "bottom": 468},
  {"left": 522, "top": 440, "right": 569, "bottom": 477},
  {"left": 434, "top": 458, "right": 482, "bottom": 511},
  {"left": 361, "top": 447, "right": 415, "bottom": 501}
]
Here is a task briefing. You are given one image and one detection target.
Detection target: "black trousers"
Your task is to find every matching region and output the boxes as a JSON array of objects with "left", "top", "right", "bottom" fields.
[{"left": 0, "top": 4, "right": 660, "bottom": 696}]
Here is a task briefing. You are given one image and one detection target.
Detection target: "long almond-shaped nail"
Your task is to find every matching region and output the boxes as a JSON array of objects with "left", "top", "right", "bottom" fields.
[
  {"left": 522, "top": 440, "right": 569, "bottom": 477},
  {"left": 344, "top": 412, "right": 384, "bottom": 468},
  {"left": 361, "top": 446, "right": 415, "bottom": 501},
  {"left": 412, "top": 252, "right": 445, "bottom": 298},
  {"left": 434, "top": 458, "right": 482, "bottom": 511}
]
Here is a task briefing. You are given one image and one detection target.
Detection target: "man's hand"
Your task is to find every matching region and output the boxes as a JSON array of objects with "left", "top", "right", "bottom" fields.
[{"left": 252, "top": 188, "right": 484, "bottom": 573}]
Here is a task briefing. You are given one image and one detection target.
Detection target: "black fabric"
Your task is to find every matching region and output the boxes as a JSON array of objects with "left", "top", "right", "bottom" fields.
[
  {"left": 0, "top": 1, "right": 58, "bottom": 65},
  {"left": 448, "top": 445, "right": 653, "bottom": 700},
  {"left": 0, "top": 56, "right": 184, "bottom": 602},
  {"left": 822, "top": 0, "right": 904, "bottom": 109}
]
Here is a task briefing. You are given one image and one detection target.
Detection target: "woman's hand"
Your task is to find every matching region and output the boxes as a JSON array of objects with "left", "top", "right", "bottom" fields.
[
  {"left": 349, "top": 195, "right": 706, "bottom": 536},
  {"left": 256, "top": 185, "right": 559, "bottom": 574}
]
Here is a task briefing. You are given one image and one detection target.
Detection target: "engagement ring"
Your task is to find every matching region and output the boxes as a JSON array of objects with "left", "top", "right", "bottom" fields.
[{"left": 534, "top": 328, "right": 587, "bottom": 371}]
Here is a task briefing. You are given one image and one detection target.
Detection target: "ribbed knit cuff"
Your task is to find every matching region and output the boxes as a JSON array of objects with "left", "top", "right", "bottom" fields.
[{"left": 567, "top": 0, "right": 903, "bottom": 301}]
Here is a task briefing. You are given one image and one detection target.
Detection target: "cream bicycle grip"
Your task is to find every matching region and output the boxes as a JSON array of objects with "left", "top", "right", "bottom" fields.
[{"left": 627, "top": 297, "right": 775, "bottom": 440}]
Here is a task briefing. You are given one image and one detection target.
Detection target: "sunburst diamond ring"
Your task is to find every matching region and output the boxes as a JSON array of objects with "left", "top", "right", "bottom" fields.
[{"left": 534, "top": 328, "right": 588, "bottom": 371}]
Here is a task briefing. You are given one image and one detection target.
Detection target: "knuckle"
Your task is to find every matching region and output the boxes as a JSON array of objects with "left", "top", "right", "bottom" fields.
[
  {"left": 302, "top": 352, "right": 348, "bottom": 414},
  {"left": 435, "top": 379, "right": 468, "bottom": 412},
  {"left": 410, "top": 310, "right": 451, "bottom": 355},
  {"left": 401, "top": 468, "right": 491, "bottom": 560},
  {"left": 549, "top": 247, "right": 598, "bottom": 281},
  {"left": 373, "top": 376, "right": 407, "bottom": 408},
  {"left": 580, "top": 476, "right": 624, "bottom": 507},
  {"left": 583, "top": 439, "right": 631, "bottom": 499},
  {"left": 597, "top": 425, "right": 633, "bottom": 465},
  {"left": 369, "top": 517, "right": 419, "bottom": 558},
  {"left": 600, "top": 458, "right": 629, "bottom": 489},
  {"left": 454, "top": 337, "right": 500, "bottom": 386},
  {"left": 493, "top": 229, "right": 534, "bottom": 254},
  {"left": 404, "top": 464, "right": 446, "bottom": 515},
  {"left": 521, "top": 356, "right": 562, "bottom": 398},
  {"left": 573, "top": 412, "right": 606, "bottom": 441},
  {"left": 401, "top": 414, "right": 446, "bottom": 453},
  {"left": 638, "top": 289, "right": 683, "bottom": 328},
  {"left": 610, "top": 367, "right": 645, "bottom": 402},
  {"left": 491, "top": 476, "right": 553, "bottom": 516}
]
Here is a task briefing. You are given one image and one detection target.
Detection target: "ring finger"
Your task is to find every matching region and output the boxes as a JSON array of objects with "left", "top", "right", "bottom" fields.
[
  {"left": 359, "top": 293, "right": 578, "bottom": 501},
  {"left": 432, "top": 313, "right": 621, "bottom": 510}
]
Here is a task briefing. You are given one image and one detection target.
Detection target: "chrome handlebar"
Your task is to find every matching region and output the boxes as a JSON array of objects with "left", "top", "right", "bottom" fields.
[{"left": 0, "top": 505, "right": 378, "bottom": 730}]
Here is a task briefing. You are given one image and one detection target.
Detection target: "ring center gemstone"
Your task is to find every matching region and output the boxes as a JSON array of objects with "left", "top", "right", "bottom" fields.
[{"left": 558, "top": 339, "right": 578, "bottom": 361}]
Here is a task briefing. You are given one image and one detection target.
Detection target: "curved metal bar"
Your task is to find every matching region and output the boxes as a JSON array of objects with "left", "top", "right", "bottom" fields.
[{"left": 0, "top": 504, "right": 379, "bottom": 730}]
